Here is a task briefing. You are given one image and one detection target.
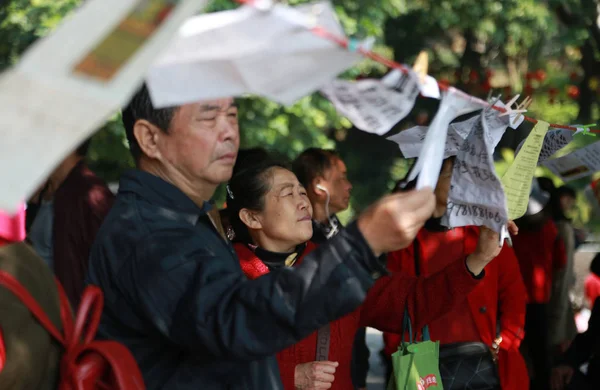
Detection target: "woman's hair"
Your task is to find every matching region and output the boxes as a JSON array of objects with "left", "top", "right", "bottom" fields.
[
  {"left": 292, "top": 148, "right": 340, "bottom": 189},
  {"left": 226, "top": 159, "right": 290, "bottom": 244}
]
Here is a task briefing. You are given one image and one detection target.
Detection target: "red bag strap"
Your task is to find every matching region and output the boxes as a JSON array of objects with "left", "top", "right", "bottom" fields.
[{"left": 0, "top": 270, "right": 66, "bottom": 346}]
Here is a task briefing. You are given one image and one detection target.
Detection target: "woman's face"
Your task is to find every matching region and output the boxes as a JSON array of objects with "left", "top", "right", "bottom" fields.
[
  {"left": 433, "top": 159, "right": 454, "bottom": 218},
  {"left": 245, "top": 167, "right": 313, "bottom": 251}
]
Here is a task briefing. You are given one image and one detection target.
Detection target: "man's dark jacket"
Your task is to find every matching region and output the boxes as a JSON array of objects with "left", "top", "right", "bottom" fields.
[{"left": 86, "top": 170, "right": 386, "bottom": 389}]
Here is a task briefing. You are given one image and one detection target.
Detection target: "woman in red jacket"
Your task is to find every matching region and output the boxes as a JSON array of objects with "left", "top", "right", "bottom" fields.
[
  {"left": 226, "top": 159, "right": 506, "bottom": 390},
  {"left": 383, "top": 158, "right": 528, "bottom": 390}
]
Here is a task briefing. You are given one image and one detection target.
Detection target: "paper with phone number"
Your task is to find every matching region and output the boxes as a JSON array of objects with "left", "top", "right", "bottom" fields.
[
  {"left": 543, "top": 141, "right": 600, "bottom": 182},
  {"left": 501, "top": 121, "right": 550, "bottom": 220},
  {"left": 442, "top": 111, "right": 508, "bottom": 233},
  {"left": 320, "top": 69, "right": 421, "bottom": 135},
  {"left": 405, "top": 88, "right": 483, "bottom": 189},
  {"left": 0, "top": 0, "right": 208, "bottom": 213}
]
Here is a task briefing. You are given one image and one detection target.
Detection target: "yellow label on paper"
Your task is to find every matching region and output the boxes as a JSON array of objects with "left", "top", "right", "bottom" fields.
[
  {"left": 502, "top": 120, "right": 550, "bottom": 220},
  {"left": 73, "top": 0, "right": 178, "bottom": 81}
]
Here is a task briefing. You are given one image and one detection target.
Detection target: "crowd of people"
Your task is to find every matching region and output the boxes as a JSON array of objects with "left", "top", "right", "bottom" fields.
[{"left": 0, "top": 83, "right": 599, "bottom": 390}]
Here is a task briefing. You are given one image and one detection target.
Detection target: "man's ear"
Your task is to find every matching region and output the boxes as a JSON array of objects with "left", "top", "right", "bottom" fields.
[
  {"left": 311, "top": 178, "right": 326, "bottom": 197},
  {"left": 133, "top": 119, "right": 165, "bottom": 160},
  {"left": 239, "top": 209, "right": 262, "bottom": 230}
]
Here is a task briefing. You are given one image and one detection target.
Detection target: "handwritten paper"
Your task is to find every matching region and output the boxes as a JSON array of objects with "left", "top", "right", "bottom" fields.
[
  {"left": 147, "top": 0, "right": 366, "bottom": 107},
  {"left": 501, "top": 121, "right": 550, "bottom": 220},
  {"left": 442, "top": 111, "right": 508, "bottom": 233},
  {"left": 405, "top": 88, "right": 483, "bottom": 189},
  {"left": 387, "top": 115, "right": 478, "bottom": 158},
  {"left": 515, "top": 128, "right": 575, "bottom": 164},
  {"left": 0, "top": 0, "right": 208, "bottom": 213},
  {"left": 543, "top": 141, "right": 600, "bottom": 182},
  {"left": 321, "top": 69, "right": 420, "bottom": 135}
]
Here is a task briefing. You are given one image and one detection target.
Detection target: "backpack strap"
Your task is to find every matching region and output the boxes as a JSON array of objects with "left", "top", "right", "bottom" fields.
[{"left": 0, "top": 270, "right": 66, "bottom": 345}]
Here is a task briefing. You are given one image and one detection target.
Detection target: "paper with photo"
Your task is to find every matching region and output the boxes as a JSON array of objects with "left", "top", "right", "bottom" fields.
[
  {"left": 147, "top": 0, "right": 366, "bottom": 107},
  {"left": 442, "top": 111, "right": 508, "bottom": 233},
  {"left": 515, "top": 128, "right": 576, "bottom": 164},
  {"left": 320, "top": 69, "right": 421, "bottom": 135},
  {"left": 0, "top": 0, "right": 208, "bottom": 212},
  {"left": 543, "top": 141, "right": 600, "bottom": 182},
  {"left": 501, "top": 121, "right": 550, "bottom": 220},
  {"left": 405, "top": 88, "right": 483, "bottom": 189}
]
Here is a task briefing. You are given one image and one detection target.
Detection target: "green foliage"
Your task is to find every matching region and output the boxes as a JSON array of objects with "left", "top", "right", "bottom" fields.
[{"left": 2, "top": 0, "right": 600, "bottom": 229}]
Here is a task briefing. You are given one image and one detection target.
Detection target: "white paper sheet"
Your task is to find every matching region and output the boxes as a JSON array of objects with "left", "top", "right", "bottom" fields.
[
  {"left": 147, "top": 1, "right": 365, "bottom": 107},
  {"left": 320, "top": 69, "right": 421, "bottom": 135},
  {"left": 405, "top": 88, "right": 483, "bottom": 189},
  {"left": 442, "top": 111, "right": 508, "bottom": 233},
  {"left": 0, "top": 0, "right": 209, "bottom": 213},
  {"left": 543, "top": 141, "right": 600, "bottom": 182},
  {"left": 515, "top": 128, "right": 577, "bottom": 164}
]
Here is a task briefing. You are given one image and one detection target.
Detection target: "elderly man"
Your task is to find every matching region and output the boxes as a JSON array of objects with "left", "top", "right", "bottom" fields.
[{"left": 86, "top": 84, "right": 495, "bottom": 389}]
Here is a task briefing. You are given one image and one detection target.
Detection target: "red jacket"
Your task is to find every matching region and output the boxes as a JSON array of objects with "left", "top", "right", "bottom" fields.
[
  {"left": 235, "top": 240, "right": 482, "bottom": 390},
  {"left": 382, "top": 227, "right": 529, "bottom": 390},
  {"left": 511, "top": 218, "right": 566, "bottom": 304}
]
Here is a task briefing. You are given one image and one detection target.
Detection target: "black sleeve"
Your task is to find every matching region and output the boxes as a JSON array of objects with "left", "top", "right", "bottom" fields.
[{"left": 130, "top": 222, "right": 384, "bottom": 361}]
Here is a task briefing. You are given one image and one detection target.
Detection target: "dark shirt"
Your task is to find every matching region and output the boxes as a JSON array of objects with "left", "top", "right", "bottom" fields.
[{"left": 86, "top": 170, "right": 384, "bottom": 389}]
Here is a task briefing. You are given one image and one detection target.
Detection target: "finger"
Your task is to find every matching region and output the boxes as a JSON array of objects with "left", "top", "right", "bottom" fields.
[
  {"left": 392, "top": 188, "right": 435, "bottom": 210},
  {"left": 313, "top": 381, "right": 333, "bottom": 389},
  {"left": 397, "top": 191, "right": 436, "bottom": 223},
  {"left": 314, "top": 372, "right": 335, "bottom": 383},
  {"left": 507, "top": 220, "right": 519, "bottom": 235},
  {"left": 315, "top": 364, "right": 337, "bottom": 374},
  {"left": 318, "top": 361, "right": 339, "bottom": 367}
]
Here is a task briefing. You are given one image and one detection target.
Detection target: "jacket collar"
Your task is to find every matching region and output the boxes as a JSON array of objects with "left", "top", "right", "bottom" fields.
[
  {"left": 118, "top": 169, "right": 212, "bottom": 222},
  {"left": 235, "top": 241, "right": 315, "bottom": 280}
]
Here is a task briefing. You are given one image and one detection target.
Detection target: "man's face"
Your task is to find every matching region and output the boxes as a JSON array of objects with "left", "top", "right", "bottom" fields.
[
  {"left": 157, "top": 98, "right": 240, "bottom": 186},
  {"left": 320, "top": 158, "right": 352, "bottom": 214},
  {"left": 560, "top": 195, "right": 576, "bottom": 214}
]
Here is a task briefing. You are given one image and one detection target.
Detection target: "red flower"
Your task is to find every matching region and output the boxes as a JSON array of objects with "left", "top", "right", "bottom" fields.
[
  {"left": 469, "top": 70, "right": 479, "bottom": 82},
  {"left": 567, "top": 85, "right": 580, "bottom": 99},
  {"left": 535, "top": 69, "right": 546, "bottom": 82}
]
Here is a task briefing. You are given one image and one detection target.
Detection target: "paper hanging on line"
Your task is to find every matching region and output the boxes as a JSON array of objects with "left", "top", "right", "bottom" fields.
[
  {"left": 442, "top": 110, "right": 508, "bottom": 233},
  {"left": 515, "top": 128, "right": 576, "bottom": 164},
  {"left": 147, "top": 0, "right": 367, "bottom": 107},
  {"left": 391, "top": 100, "right": 511, "bottom": 159},
  {"left": 501, "top": 121, "right": 550, "bottom": 220},
  {"left": 0, "top": 0, "right": 209, "bottom": 213},
  {"left": 407, "top": 88, "right": 483, "bottom": 189},
  {"left": 543, "top": 141, "right": 600, "bottom": 182},
  {"left": 320, "top": 69, "right": 421, "bottom": 135}
]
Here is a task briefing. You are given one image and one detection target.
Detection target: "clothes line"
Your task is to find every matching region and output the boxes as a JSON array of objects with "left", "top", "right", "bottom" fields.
[{"left": 236, "top": 0, "right": 600, "bottom": 135}]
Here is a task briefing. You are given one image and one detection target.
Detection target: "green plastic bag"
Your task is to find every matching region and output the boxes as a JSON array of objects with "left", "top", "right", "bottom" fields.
[{"left": 387, "top": 309, "right": 443, "bottom": 390}]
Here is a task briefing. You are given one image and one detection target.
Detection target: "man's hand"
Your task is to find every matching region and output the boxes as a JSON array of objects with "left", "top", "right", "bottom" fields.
[
  {"left": 294, "top": 361, "right": 338, "bottom": 390},
  {"left": 357, "top": 188, "right": 435, "bottom": 257},
  {"left": 551, "top": 365, "right": 574, "bottom": 390}
]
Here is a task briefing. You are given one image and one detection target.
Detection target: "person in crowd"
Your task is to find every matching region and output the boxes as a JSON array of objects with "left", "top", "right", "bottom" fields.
[
  {"left": 585, "top": 254, "right": 600, "bottom": 308},
  {"left": 546, "top": 183, "right": 578, "bottom": 356},
  {"left": 512, "top": 178, "right": 567, "bottom": 390},
  {"left": 0, "top": 207, "right": 63, "bottom": 390},
  {"left": 551, "top": 297, "right": 600, "bottom": 390},
  {"left": 86, "top": 84, "right": 442, "bottom": 390},
  {"left": 26, "top": 138, "right": 114, "bottom": 307},
  {"left": 292, "top": 148, "right": 368, "bottom": 390},
  {"left": 227, "top": 157, "right": 508, "bottom": 390},
  {"left": 382, "top": 158, "right": 528, "bottom": 390}
]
